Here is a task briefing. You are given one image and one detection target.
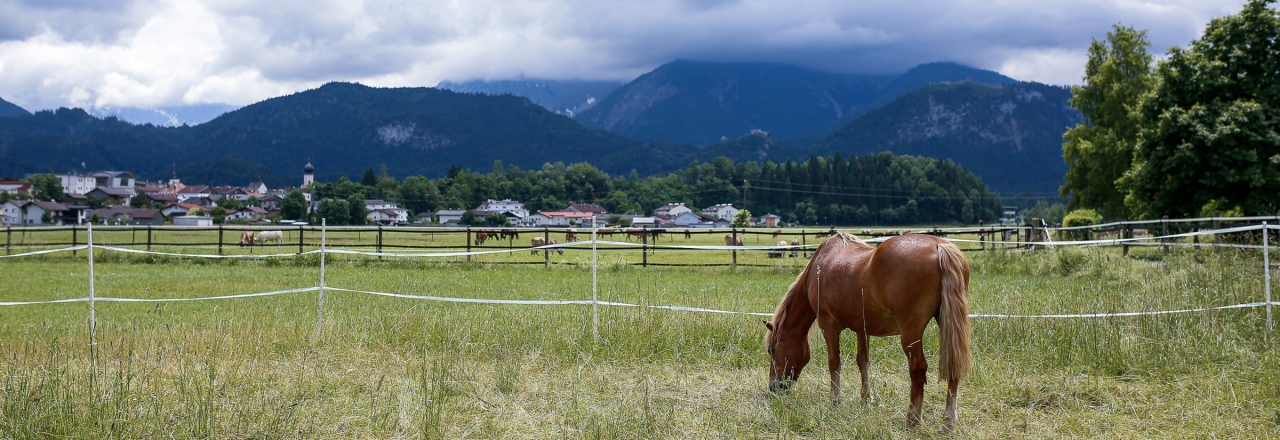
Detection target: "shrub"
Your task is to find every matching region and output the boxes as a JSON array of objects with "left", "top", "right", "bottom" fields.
[{"left": 1062, "top": 209, "right": 1102, "bottom": 240}]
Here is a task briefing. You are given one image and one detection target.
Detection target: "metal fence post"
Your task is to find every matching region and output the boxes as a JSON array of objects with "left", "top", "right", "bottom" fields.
[
  {"left": 1263, "top": 221, "right": 1272, "bottom": 331},
  {"left": 318, "top": 219, "right": 327, "bottom": 334},
  {"left": 87, "top": 224, "right": 95, "bottom": 347}
]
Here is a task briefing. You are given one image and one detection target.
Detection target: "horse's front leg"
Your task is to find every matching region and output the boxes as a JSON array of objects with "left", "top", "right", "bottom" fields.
[
  {"left": 820, "top": 324, "right": 843, "bottom": 404},
  {"left": 856, "top": 331, "right": 870, "bottom": 402}
]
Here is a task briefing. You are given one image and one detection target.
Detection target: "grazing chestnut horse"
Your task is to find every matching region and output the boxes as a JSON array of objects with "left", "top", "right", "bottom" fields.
[{"left": 762, "top": 232, "right": 971, "bottom": 429}]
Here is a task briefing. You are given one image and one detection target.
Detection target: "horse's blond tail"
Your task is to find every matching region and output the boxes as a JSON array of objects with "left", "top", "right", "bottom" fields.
[{"left": 936, "top": 243, "right": 972, "bottom": 383}]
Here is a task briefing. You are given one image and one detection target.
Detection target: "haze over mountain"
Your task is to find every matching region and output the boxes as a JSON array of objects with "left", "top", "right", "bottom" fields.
[
  {"left": 574, "top": 60, "right": 1018, "bottom": 146},
  {"left": 435, "top": 80, "right": 624, "bottom": 117}
]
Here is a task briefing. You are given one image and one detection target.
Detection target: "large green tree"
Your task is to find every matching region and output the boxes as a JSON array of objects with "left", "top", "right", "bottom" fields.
[
  {"left": 1060, "top": 25, "right": 1153, "bottom": 219},
  {"left": 281, "top": 190, "right": 308, "bottom": 221},
  {"left": 1123, "top": 0, "right": 1280, "bottom": 217},
  {"left": 29, "top": 174, "right": 65, "bottom": 202}
]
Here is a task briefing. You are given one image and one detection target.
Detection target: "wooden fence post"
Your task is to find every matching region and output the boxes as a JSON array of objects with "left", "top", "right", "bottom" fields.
[
  {"left": 1214, "top": 211, "right": 1221, "bottom": 254},
  {"left": 5, "top": 226, "right": 10, "bottom": 256},
  {"left": 72, "top": 225, "right": 78, "bottom": 257},
  {"left": 543, "top": 227, "right": 550, "bottom": 267},
  {"left": 377, "top": 224, "right": 383, "bottom": 260},
  {"left": 466, "top": 226, "right": 472, "bottom": 263},
  {"left": 642, "top": 225, "right": 648, "bottom": 268},
  {"left": 298, "top": 225, "right": 304, "bottom": 254},
  {"left": 1122, "top": 221, "right": 1130, "bottom": 256},
  {"left": 218, "top": 225, "right": 224, "bottom": 255},
  {"left": 1162, "top": 215, "right": 1170, "bottom": 254},
  {"left": 801, "top": 230, "right": 807, "bottom": 257},
  {"left": 731, "top": 224, "right": 737, "bottom": 267}
]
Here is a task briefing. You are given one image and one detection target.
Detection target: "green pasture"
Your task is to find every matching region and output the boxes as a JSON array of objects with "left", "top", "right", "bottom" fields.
[{"left": 0, "top": 245, "right": 1277, "bottom": 438}]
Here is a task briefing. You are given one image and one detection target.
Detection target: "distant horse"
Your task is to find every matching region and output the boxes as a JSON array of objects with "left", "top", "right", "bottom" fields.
[
  {"left": 724, "top": 234, "right": 743, "bottom": 246},
  {"left": 475, "top": 230, "right": 496, "bottom": 245},
  {"left": 773, "top": 229, "right": 783, "bottom": 238},
  {"left": 254, "top": 230, "right": 284, "bottom": 245},
  {"left": 683, "top": 229, "right": 692, "bottom": 239},
  {"left": 500, "top": 229, "right": 520, "bottom": 240},
  {"left": 625, "top": 228, "right": 646, "bottom": 241},
  {"left": 769, "top": 240, "right": 787, "bottom": 258},
  {"left": 238, "top": 230, "right": 255, "bottom": 247},
  {"left": 566, "top": 228, "right": 578, "bottom": 242},
  {"left": 597, "top": 228, "right": 615, "bottom": 239},
  {"left": 762, "top": 233, "right": 971, "bottom": 430},
  {"left": 530, "top": 237, "right": 563, "bottom": 255},
  {"left": 789, "top": 238, "right": 800, "bottom": 257}
]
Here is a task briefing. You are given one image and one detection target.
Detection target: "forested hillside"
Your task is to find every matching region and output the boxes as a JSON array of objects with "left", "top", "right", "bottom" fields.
[
  {"left": 0, "top": 97, "right": 27, "bottom": 118},
  {"left": 0, "top": 83, "right": 654, "bottom": 179},
  {"left": 575, "top": 60, "right": 1017, "bottom": 145},
  {"left": 813, "top": 81, "right": 1080, "bottom": 193}
]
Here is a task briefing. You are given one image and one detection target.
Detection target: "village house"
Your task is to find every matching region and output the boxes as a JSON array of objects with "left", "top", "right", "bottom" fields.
[
  {"left": 128, "top": 209, "right": 164, "bottom": 225},
  {"left": 415, "top": 211, "right": 434, "bottom": 223},
  {"left": 367, "top": 208, "right": 409, "bottom": 224},
  {"left": 563, "top": 203, "right": 609, "bottom": 217},
  {"left": 2, "top": 200, "right": 70, "bottom": 225},
  {"left": 760, "top": 213, "right": 782, "bottom": 227},
  {"left": 475, "top": 199, "right": 529, "bottom": 218},
  {"left": 527, "top": 211, "right": 595, "bottom": 227},
  {"left": 630, "top": 216, "right": 664, "bottom": 227},
  {"left": 173, "top": 215, "right": 213, "bottom": 227},
  {"left": 88, "top": 206, "right": 136, "bottom": 224},
  {"left": 225, "top": 206, "right": 270, "bottom": 221},
  {"left": 90, "top": 171, "right": 136, "bottom": 196},
  {"left": 245, "top": 182, "right": 269, "bottom": 194},
  {"left": 55, "top": 174, "right": 97, "bottom": 195},
  {"left": 660, "top": 211, "right": 702, "bottom": 227},
  {"left": 702, "top": 203, "right": 740, "bottom": 221},
  {"left": 177, "top": 185, "right": 211, "bottom": 202},
  {"left": 434, "top": 210, "right": 466, "bottom": 224},
  {"left": 86, "top": 187, "right": 135, "bottom": 204},
  {"left": 653, "top": 203, "right": 693, "bottom": 217},
  {"left": 0, "top": 181, "right": 32, "bottom": 195},
  {"left": 134, "top": 180, "right": 163, "bottom": 195}
]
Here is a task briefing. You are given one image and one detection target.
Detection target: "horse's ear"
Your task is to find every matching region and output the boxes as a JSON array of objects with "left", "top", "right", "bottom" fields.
[{"left": 761, "top": 320, "right": 774, "bottom": 331}]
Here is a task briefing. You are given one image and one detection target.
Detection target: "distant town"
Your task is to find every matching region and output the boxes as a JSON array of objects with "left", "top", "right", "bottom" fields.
[{"left": 0, "top": 162, "right": 783, "bottom": 228}]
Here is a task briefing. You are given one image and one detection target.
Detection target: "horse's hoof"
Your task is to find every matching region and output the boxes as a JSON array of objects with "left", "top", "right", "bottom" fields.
[{"left": 939, "top": 419, "right": 956, "bottom": 434}]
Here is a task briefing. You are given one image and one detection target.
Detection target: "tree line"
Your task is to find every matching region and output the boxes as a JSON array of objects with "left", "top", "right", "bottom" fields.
[{"left": 298, "top": 152, "right": 1001, "bottom": 226}]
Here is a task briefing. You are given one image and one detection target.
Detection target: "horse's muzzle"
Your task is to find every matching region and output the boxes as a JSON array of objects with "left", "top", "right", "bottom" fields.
[{"left": 768, "top": 380, "right": 792, "bottom": 393}]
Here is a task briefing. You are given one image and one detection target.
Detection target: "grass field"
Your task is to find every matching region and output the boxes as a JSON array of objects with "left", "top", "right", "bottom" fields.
[{"left": 1, "top": 242, "right": 1278, "bottom": 438}]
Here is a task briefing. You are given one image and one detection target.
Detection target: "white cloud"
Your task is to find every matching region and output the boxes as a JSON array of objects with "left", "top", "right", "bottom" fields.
[{"left": 0, "top": 0, "right": 1251, "bottom": 112}]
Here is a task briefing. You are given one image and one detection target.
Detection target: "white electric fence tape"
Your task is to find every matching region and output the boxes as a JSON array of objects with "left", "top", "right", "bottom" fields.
[
  {"left": 0, "top": 245, "right": 87, "bottom": 258},
  {"left": 0, "top": 287, "right": 319, "bottom": 306}
]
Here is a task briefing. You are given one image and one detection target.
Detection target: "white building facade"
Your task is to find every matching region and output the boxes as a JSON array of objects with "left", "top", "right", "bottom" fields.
[
  {"left": 702, "top": 204, "right": 740, "bottom": 221},
  {"left": 55, "top": 174, "right": 97, "bottom": 195}
]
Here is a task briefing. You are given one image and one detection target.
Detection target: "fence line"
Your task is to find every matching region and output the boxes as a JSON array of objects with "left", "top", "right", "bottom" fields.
[{"left": 0, "top": 223, "right": 1275, "bottom": 336}]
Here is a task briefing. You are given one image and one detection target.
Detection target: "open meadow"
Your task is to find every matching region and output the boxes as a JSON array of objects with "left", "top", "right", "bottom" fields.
[{"left": 1, "top": 235, "right": 1278, "bottom": 438}]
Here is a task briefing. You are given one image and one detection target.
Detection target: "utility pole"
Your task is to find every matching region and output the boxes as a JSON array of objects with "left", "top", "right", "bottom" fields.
[{"left": 742, "top": 179, "right": 748, "bottom": 212}]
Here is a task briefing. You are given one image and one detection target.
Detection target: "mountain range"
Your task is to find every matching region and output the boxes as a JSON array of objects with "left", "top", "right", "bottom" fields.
[{"left": 0, "top": 60, "right": 1080, "bottom": 194}]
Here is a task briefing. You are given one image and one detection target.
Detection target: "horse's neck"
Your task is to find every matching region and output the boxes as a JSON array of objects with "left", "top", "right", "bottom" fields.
[{"left": 780, "top": 284, "right": 816, "bottom": 337}]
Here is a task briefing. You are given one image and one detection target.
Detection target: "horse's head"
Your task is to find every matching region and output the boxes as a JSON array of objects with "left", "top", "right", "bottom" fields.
[{"left": 762, "top": 320, "right": 809, "bottom": 393}]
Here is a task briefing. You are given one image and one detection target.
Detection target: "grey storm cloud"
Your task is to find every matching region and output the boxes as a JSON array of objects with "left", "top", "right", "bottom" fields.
[{"left": 0, "top": 0, "right": 1249, "bottom": 112}]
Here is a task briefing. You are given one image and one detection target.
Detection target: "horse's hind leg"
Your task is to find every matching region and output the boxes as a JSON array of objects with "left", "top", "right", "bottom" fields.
[
  {"left": 821, "top": 326, "right": 842, "bottom": 404},
  {"left": 942, "top": 377, "right": 959, "bottom": 431},
  {"left": 901, "top": 327, "right": 928, "bottom": 425},
  {"left": 856, "top": 331, "right": 870, "bottom": 401}
]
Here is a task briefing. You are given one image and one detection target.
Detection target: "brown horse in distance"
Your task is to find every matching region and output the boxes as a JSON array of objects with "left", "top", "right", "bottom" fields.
[{"left": 762, "top": 232, "right": 971, "bottom": 430}]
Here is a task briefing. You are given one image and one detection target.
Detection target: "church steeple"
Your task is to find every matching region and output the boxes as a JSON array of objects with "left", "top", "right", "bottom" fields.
[{"left": 302, "top": 160, "right": 315, "bottom": 188}]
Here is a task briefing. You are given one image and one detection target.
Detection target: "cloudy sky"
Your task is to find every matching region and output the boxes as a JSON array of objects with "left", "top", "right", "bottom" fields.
[{"left": 0, "top": 0, "right": 1249, "bottom": 116}]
